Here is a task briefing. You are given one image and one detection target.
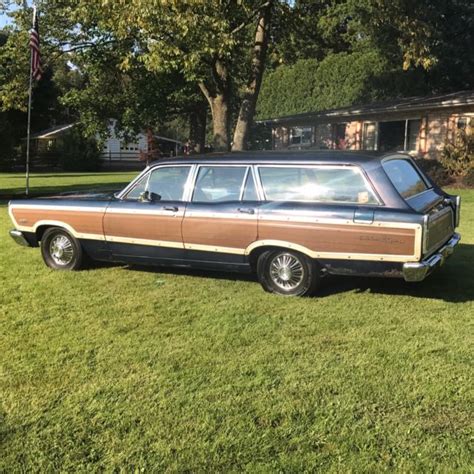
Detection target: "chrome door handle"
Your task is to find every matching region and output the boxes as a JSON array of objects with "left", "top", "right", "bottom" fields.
[
  {"left": 237, "top": 207, "right": 255, "bottom": 215},
  {"left": 162, "top": 206, "right": 178, "bottom": 212}
]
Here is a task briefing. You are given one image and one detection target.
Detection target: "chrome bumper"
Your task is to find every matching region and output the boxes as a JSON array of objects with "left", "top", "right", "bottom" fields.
[
  {"left": 403, "top": 233, "right": 461, "bottom": 282},
  {"left": 9, "top": 229, "right": 32, "bottom": 247}
]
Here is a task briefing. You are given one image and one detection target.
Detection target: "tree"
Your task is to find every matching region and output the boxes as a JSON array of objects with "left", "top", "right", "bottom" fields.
[{"left": 34, "top": 0, "right": 278, "bottom": 151}]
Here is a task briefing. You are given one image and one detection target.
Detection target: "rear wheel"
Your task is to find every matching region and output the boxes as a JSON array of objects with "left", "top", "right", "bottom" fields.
[
  {"left": 40, "top": 227, "right": 84, "bottom": 270},
  {"left": 256, "top": 249, "right": 320, "bottom": 296}
]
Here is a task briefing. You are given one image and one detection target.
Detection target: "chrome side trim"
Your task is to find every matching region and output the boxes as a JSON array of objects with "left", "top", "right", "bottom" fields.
[
  {"left": 403, "top": 233, "right": 460, "bottom": 282},
  {"left": 245, "top": 239, "right": 420, "bottom": 263},
  {"left": 9, "top": 204, "right": 107, "bottom": 213}
]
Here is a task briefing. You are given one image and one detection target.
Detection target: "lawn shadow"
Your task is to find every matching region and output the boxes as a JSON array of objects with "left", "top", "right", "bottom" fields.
[{"left": 118, "top": 243, "right": 474, "bottom": 304}]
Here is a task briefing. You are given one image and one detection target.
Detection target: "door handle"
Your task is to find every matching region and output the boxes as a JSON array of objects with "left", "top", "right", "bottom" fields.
[
  {"left": 162, "top": 206, "right": 178, "bottom": 212},
  {"left": 237, "top": 207, "right": 255, "bottom": 215}
]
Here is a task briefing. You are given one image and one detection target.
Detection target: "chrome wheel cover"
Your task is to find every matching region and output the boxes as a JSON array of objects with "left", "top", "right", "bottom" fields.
[
  {"left": 49, "top": 234, "right": 74, "bottom": 266},
  {"left": 269, "top": 253, "right": 305, "bottom": 291}
]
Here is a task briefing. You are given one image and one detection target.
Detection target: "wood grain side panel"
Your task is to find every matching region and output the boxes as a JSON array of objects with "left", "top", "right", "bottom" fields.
[
  {"left": 182, "top": 217, "right": 257, "bottom": 249},
  {"left": 104, "top": 213, "right": 182, "bottom": 242},
  {"left": 258, "top": 221, "right": 416, "bottom": 256},
  {"left": 12, "top": 208, "right": 104, "bottom": 235}
]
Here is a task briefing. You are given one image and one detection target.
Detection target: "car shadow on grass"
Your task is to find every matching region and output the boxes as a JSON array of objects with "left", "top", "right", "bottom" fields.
[{"left": 114, "top": 243, "right": 474, "bottom": 303}]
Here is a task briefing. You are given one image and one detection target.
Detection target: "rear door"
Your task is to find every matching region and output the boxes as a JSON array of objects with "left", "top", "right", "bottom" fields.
[
  {"left": 182, "top": 165, "right": 259, "bottom": 264},
  {"left": 103, "top": 165, "right": 192, "bottom": 263}
]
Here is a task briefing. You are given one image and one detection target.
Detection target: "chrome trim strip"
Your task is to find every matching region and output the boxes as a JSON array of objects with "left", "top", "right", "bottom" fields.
[
  {"left": 9, "top": 204, "right": 107, "bottom": 213},
  {"left": 184, "top": 243, "right": 245, "bottom": 255},
  {"left": 106, "top": 208, "right": 184, "bottom": 217},
  {"left": 244, "top": 239, "right": 419, "bottom": 263},
  {"left": 106, "top": 235, "right": 184, "bottom": 249}
]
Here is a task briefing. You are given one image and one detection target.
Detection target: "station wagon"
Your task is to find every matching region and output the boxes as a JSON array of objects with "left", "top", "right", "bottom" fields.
[{"left": 8, "top": 152, "right": 461, "bottom": 296}]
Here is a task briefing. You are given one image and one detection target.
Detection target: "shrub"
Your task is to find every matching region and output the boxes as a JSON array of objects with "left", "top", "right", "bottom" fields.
[
  {"left": 415, "top": 158, "right": 452, "bottom": 187},
  {"left": 440, "top": 128, "right": 473, "bottom": 177},
  {"left": 57, "top": 129, "right": 102, "bottom": 171},
  {"left": 463, "top": 167, "right": 474, "bottom": 187}
]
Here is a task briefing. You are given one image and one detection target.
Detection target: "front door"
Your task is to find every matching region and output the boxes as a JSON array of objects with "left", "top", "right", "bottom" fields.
[
  {"left": 103, "top": 165, "right": 192, "bottom": 263},
  {"left": 182, "top": 165, "right": 259, "bottom": 267}
]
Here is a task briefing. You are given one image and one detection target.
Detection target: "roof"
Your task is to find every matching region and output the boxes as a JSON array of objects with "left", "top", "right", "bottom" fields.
[
  {"left": 150, "top": 150, "right": 399, "bottom": 167},
  {"left": 29, "top": 123, "right": 76, "bottom": 139},
  {"left": 258, "top": 90, "right": 474, "bottom": 125},
  {"left": 153, "top": 135, "right": 183, "bottom": 145}
]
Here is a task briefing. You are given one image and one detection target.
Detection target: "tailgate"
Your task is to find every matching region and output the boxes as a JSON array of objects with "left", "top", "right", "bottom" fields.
[{"left": 424, "top": 205, "right": 455, "bottom": 257}]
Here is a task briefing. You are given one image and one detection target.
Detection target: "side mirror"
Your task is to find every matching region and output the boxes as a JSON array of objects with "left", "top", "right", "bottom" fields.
[{"left": 139, "top": 190, "right": 161, "bottom": 202}]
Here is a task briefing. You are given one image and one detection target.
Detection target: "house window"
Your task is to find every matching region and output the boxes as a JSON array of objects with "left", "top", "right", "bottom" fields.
[
  {"left": 290, "top": 127, "right": 312, "bottom": 146},
  {"left": 378, "top": 119, "right": 421, "bottom": 152},
  {"left": 362, "top": 122, "right": 377, "bottom": 150},
  {"left": 457, "top": 117, "right": 471, "bottom": 130},
  {"left": 407, "top": 119, "right": 421, "bottom": 151},
  {"left": 332, "top": 123, "right": 347, "bottom": 149}
]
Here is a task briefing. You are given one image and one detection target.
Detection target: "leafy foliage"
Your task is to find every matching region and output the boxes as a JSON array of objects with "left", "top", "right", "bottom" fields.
[
  {"left": 414, "top": 158, "right": 452, "bottom": 187},
  {"left": 256, "top": 51, "right": 388, "bottom": 119},
  {"left": 441, "top": 129, "right": 474, "bottom": 177}
]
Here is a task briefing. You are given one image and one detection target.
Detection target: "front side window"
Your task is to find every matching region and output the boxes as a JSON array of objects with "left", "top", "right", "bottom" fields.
[
  {"left": 258, "top": 166, "right": 379, "bottom": 204},
  {"left": 382, "top": 159, "right": 428, "bottom": 199},
  {"left": 124, "top": 166, "right": 191, "bottom": 201},
  {"left": 192, "top": 166, "right": 247, "bottom": 202}
]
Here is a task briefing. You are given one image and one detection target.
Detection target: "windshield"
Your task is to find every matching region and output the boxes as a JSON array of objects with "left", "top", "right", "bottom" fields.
[{"left": 382, "top": 159, "right": 429, "bottom": 199}]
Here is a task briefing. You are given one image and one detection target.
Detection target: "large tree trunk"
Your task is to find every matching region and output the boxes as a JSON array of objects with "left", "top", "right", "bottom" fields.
[
  {"left": 232, "top": 1, "right": 273, "bottom": 151},
  {"left": 199, "top": 59, "right": 231, "bottom": 151},
  {"left": 209, "top": 94, "right": 229, "bottom": 151},
  {"left": 189, "top": 102, "right": 207, "bottom": 153}
]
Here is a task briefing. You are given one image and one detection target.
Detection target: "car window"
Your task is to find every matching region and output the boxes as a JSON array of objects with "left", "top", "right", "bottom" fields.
[
  {"left": 382, "top": 159, "right": 429, "bottom": 199},
  {"left": 192, "top": 166, "right": 247, "bottom": 202},
  {"left": 124, "top": 166, "right": 191, "bottom": 201},
  {"left": 123, "top": 174, "right": 149, "bottom": 200},
  {"left": 258, "top": 166, "right": 379, "bottom": 204},
  {"left": 242, "top": 171, "right": 258, "bottom": 201}
]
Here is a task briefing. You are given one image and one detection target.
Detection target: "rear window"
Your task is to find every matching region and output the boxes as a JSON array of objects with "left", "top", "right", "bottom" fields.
[
  {"left": 382, "top": 159, "right": 428, "bottom": 199},
  {"left": 258, "top": 166, "right": 379, "bottom": 204}
]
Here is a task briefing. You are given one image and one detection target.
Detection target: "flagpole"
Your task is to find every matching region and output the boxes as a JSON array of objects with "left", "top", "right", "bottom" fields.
[{"left": 25, "top": 6, "right": 36, "bottom": 196}]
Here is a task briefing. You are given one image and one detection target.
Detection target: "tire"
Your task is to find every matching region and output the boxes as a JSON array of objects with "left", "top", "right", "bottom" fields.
[
  {"left": 40, "top": 227, "right": 84, "bottom": 271},
  {"left": 256, "top": 249, "right": 320, "bottom": 296}
]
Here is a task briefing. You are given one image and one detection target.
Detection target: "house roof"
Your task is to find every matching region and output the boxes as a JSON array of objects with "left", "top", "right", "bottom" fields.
[
  {"left": 258, "top": 90, "right": 474, "bottom": 125},
  {"left": 29, "top": 123, "right": 76, "bottom": 139}
]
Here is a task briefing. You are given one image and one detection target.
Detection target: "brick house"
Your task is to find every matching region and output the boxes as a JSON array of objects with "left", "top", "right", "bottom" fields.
[{"left": 259, "top": 91, "right": 473, "bottom": 159}]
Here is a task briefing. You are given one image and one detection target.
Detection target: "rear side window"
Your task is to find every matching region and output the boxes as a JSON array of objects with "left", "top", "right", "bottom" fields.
[
  {"left": 258, "top": 166, "right": 379, "bottom": 204},
  {"left": 382, "top": 159, "right": 428, "bottom": 199},
  {"left": 192, "top": 166, "right": 247, "bottom": 202}
]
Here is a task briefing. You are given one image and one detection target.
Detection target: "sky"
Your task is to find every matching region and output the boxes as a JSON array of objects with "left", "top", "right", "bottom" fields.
[{"left": 0, "top": 2, "right": 23, "bottom": 28}]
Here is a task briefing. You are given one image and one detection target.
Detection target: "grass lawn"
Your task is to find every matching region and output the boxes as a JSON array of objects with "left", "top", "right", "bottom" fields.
[
  {"left": 0, "top": 171, "right": 138, "bottom": 197},
  {"left": 0, "top": 172, "right": 473, "bottom": 471}
]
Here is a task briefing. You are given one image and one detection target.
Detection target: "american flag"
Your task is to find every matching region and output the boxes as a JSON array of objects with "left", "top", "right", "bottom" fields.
[{"left": 30, "top": 9, "right": 42, "bottom": 81}]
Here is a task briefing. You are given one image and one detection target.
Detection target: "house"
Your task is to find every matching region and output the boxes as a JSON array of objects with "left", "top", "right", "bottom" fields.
[
  {"left": 258, "top": 91, "right": 473, "bottom": 159},
  {"left": 28, "top": 120, "right": 182, "bottom": 169}
]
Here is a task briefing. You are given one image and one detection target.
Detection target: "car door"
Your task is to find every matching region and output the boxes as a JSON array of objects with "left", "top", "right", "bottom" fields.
[
  {"left": 103, "top": 165, "right": 192, "bottom": 263},
  {"left": 182, "top": 165, "right": 259, "bottom": 265}
]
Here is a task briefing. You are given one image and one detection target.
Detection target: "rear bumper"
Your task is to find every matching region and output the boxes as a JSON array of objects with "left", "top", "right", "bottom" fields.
[
  {"left": 9, "top": 229, "right": 32, "bottom": 247},
  {"left": 403, "top": 233, "right": 461, "bottom": 282}
]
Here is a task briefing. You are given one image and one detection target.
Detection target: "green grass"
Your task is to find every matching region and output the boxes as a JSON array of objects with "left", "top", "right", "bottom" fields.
[
  {"left": 0, "top": 171, "right": 137, "bottom": 197},
  {"left": 0, "top": 173, "right": 473, "bottom": 472}
]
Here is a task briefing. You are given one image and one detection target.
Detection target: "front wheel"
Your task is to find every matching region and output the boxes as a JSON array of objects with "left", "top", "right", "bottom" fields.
[
  {"left": 256, "top": 249, "right": 321, "bottom": 296},
  {"left": 40, "top": 227, "right": 84, "bottom": 270}
]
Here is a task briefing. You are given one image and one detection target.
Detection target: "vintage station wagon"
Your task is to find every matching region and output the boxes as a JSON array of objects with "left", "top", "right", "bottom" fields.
[{"left": 9, "top": 152, "right": 460, "bottom": 296}]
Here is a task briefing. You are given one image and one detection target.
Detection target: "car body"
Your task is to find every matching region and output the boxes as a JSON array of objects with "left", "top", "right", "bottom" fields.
[{"left": 8, "top": 151, "right": 461, "bottom": 296}]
